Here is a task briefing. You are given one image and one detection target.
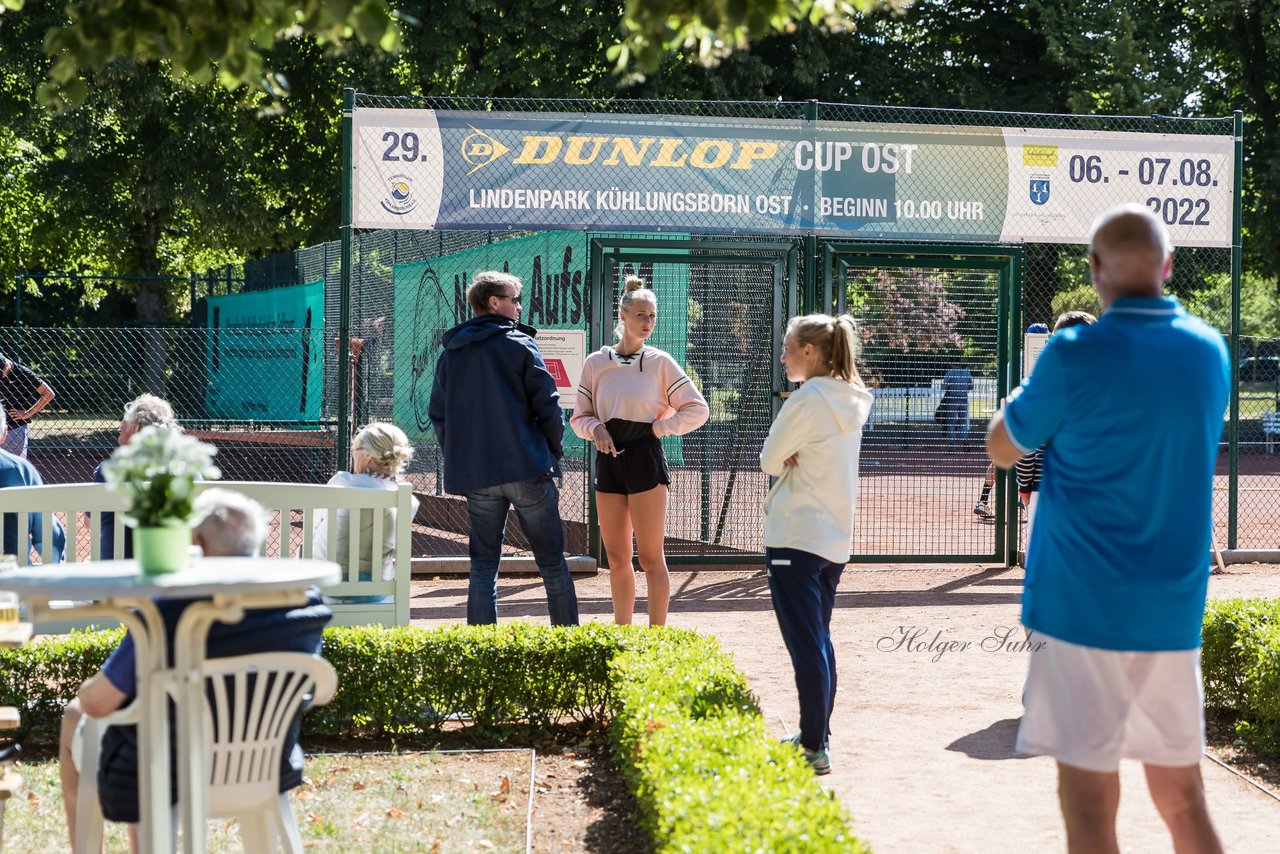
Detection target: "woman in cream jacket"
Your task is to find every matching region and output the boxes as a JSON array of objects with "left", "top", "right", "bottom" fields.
[{"left": 760, "top": 313, "right": 872, "bottom": 776}]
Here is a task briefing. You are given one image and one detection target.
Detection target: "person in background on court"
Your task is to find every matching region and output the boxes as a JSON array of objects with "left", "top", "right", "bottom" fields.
[
  {"left": 1015, "top": 311, "right": 1096, "bottom": 545},
  {"left": 988, "top": 204, "right": 1227, "bottom": 853},
  {"left": 312, "top": 421, "right": 420, "bottom": 604},
  {"left": 58, "top": 488, "right": 332, "bottom": 848},
  {"left": 0, "top": 351, "right": 55, "bottom": 458},
  {"left": 429, "top": 271, "right": 579, "bottom": 626},
  {"left": 570, "top": 275, "right": 709, "bottom": 627},
  {"left": 0, "top": 409, "right": 65, "bottom": 562},
  {"left": 973, "top": 462, "right": 997, "bottom": 519},
  {"left": 92, "top": 394, "right": 179, "bottom": 560},
  {"left": 760, "top": 313, "right": 872, "bottom": 776},
  {"left": 936, "top": 365, "right": 973, "bottom": 447}
]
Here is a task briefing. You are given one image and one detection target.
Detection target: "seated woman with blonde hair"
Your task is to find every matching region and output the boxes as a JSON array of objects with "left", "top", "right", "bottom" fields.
[{"left": 313, "top": 421, "right": 419, "bottom": 603}]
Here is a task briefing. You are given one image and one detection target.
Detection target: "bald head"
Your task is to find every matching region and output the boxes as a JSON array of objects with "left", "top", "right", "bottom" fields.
[{"left": 1088, "top": 204, "right": 1174, "bottom": 308}]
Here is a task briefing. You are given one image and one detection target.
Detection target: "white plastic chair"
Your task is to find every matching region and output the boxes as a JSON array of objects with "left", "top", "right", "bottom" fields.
[{"left": 75, "top": 653, "right": 337, "bottom": 853}]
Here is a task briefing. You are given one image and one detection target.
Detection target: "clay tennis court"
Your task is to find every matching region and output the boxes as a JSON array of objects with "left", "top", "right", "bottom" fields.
[{"left": 27, "top": 425, "right": 1280, "bottom": 563}]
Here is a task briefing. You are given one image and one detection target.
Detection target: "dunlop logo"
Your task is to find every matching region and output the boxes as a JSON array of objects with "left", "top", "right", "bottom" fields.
[
  {"left": 460, "top": 127, "right": 510, "bottom": 174},
  {"left": 458, "top": 133, "right": 780, "bottom": 171}
]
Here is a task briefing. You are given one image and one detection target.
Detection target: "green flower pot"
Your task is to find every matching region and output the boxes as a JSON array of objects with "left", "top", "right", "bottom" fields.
[{"left": 134, "top": 525, "right": 192, "bottom": 575}]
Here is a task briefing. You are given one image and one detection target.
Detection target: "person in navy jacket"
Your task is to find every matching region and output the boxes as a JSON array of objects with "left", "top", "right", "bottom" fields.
[{"left": 429, "top": 271, "right": 579, "bottom": 627}]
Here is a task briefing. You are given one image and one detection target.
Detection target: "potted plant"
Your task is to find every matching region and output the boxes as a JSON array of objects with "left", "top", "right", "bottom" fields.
[{"left": 101, "top": 425, "right": 221, "bottom": 574}]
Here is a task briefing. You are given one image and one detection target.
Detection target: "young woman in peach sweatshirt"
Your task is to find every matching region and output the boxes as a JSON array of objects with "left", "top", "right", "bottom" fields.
[{"left": 570, "top": 276, "right": 708, "bottom": 625}]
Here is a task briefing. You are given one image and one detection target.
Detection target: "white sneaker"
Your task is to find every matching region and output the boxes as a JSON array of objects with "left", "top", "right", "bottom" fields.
[{"left": 974, "top": 501, "right": 994, "bottom": 519}]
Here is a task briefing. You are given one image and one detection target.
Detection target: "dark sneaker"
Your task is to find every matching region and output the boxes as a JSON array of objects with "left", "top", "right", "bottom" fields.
[{"left": 804, "top": 749, "right": 832, "bottom": 776}]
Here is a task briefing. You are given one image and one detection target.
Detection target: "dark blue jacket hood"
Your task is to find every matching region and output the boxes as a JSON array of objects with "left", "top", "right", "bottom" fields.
[{"left": 441, "top": 314, "right": 539, "bottom": 349}]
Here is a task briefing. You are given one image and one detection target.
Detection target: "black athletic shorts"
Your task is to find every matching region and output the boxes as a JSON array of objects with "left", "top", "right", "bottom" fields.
[{"left": 595, "top": 418, "right": 670, "bottom": 495}]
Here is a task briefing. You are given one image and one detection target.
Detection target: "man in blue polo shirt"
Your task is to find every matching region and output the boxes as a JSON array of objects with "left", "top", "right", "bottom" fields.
[{"left": 988, "top": 204, "right": 1228, "bottom": 853}]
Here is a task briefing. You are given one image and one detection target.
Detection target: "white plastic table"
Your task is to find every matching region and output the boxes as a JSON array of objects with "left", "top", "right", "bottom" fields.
[{"left": 0, "top": 558, "right": 340, "bottom": 854}]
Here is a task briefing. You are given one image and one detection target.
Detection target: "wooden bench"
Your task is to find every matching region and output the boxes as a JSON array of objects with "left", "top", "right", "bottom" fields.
[
  {"left": 0, "top": 481, "right": 414, "bottom": 629},
  {"left": 1262, "top": 411, "right": 1280, "bottom": 454}
]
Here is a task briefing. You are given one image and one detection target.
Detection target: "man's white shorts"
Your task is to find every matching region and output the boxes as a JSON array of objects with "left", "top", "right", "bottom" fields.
[{"left": 1017, "top": 633, "right": 1204, "bottom": 773}]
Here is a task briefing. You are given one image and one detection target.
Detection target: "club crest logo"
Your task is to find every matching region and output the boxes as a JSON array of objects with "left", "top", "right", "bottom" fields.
[
  {"left": 381, "top": 174, "right": 417, "bottom": 216},
  {"left": 1029, "top": 177, "right": 1051, "bottom": 206}
]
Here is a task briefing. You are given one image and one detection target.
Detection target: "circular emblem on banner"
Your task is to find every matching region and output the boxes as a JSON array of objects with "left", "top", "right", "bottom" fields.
[{"left": 381, "top": 174, "right": 417, "bottom": 215}]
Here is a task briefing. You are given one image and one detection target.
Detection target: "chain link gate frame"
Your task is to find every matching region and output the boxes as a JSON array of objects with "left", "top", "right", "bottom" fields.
[
  {"left": 823, "top": 243, "right": 1022, "bottom": 564},
  {"left": 589, "top": 236, "right": 797, "bottom": 566}
]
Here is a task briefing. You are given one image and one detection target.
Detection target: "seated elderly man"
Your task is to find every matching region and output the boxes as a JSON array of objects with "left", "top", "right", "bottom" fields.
[
  {"left": 93, "top": 393, "right": 180, "bottom": 560},
  {"left": 0, "top": 409, "right": 65, "bottom": 561},
  {"left": 58, "top": 488, "right": 332, "bottom": 847}
]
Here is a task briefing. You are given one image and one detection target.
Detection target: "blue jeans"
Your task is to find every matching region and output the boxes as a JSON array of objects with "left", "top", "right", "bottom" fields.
[
  {"left": 766, "top": 547, "right": 844, "bottom": 751},
  {"left": 465, "top": 475, "right": 579, "bottom": 626},
  {"left": 1, "top": 424, "right": 28, "bottom": 457}
]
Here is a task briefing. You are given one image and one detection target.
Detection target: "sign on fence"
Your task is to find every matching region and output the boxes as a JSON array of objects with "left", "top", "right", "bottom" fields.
[
  {"left": 206, "top": 281, "right": 324, "bottom": 421},
  {"left": 352, "top": 109, "right": 1234, "bottom": 247},
  {"left": 537, "top": 330, "right": 586, "bottom": 410}
]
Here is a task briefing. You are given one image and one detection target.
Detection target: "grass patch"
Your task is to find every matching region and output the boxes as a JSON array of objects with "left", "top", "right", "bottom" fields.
[{"left": 3, "top": 751, "right": 534, "bottom": 852}]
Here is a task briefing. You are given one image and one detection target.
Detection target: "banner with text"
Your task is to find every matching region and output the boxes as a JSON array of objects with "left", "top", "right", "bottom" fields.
[
  {"left": 206, "top": 281, "right": 325, "bottom": 421},
  {"left": 352, "top": 109, "right": 1234, "bottom": 248}
]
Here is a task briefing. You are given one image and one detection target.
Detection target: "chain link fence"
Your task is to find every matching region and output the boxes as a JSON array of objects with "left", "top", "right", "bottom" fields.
[
  {"left": 1233, "top": 335, "right": 1280, "bottom": 550},
  {"left": 839, "top": 262, "right": 1005, "bottom": 559},
  {"left": 8, "top": 97, "right": 1253, "bottom": 564}
]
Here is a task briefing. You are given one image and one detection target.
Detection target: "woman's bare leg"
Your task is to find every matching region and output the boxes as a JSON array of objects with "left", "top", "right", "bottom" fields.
[
  {"left": 628, "top": 485, "right": 671, "bottom": 626},
  {"left": 596, "top": 491, "right": 636, "bottom": 624}
]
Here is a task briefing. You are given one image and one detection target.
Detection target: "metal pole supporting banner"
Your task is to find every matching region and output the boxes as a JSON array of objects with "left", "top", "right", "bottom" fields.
[
  {"left": 803, "top": 101, "right": 819, "bottom": 314},
  {"left": 337, "top": 88, "right": 355, "bottom": 470},
  {"left": 1228, "top": 110, "right": 1244, "bottom": 550},
  {"left": 995, "top": 259, "right": 1010, "bottom": 565}
]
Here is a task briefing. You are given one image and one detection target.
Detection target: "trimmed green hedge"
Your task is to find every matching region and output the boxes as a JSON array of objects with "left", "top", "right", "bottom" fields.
[
  {"left": 0, "top": 627, "right": 122, "bottom": 745},
  {"left": 609, "top": 636, "right": 865, "bottom": 851},
  {"left": 0, "top": 622, "right": 864, "bottom": 852},
  {"left": 1202, "top": 597, "right": 1280, "bottom": 753},
  {"left": 314, "top": 622, "right": 619, "bottom": 735}
]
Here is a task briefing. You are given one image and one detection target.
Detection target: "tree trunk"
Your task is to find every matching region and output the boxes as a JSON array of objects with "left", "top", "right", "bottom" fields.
[{"left": 132, "top": 211, "right": 169, "bottom": 398}]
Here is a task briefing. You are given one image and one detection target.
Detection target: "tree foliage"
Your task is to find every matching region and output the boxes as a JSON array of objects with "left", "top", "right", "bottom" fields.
[
  {"left": 0, "top": 0, "right": 411, "bottom": 324},
  {"left": 2, "top": 0, "right": 1279, "bottom": 328},
  {"left": 611, "top": 0, "right": 899, "bottom": 74},
  {"left": 2, "top": 0, "right": 401, "bottom": 108},
  {"left": 1183, "top": 0, "right": 1280, "bottom": 278}
]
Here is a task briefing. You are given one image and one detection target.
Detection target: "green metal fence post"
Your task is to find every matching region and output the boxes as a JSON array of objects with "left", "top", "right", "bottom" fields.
[
  {"left": 586, "top": 241, "right": 607, "bottom": 565},
  {"left": 337, "top": 88, "right": 355, "bottom": 470},
  {"left": 994, "top": 259, "right": 1008, "bottom": 564},
  {"left": 1004, "top": 252, "right": 1023, "bottom": 566},
  {"left": 803, "top": 101, "right": 819, "bottom": 313},
  {"left": 1229, "top": 110, "right": 1244, "bottom": 550}
]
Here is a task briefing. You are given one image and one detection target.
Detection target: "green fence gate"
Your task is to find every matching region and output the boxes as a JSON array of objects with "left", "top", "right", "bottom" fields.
[
  {"left": 829, "top": 244, "right": 1021, "bottom": 563},
  {"left": 589, "top": 236, "right": 796, "bottom": 565}
]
